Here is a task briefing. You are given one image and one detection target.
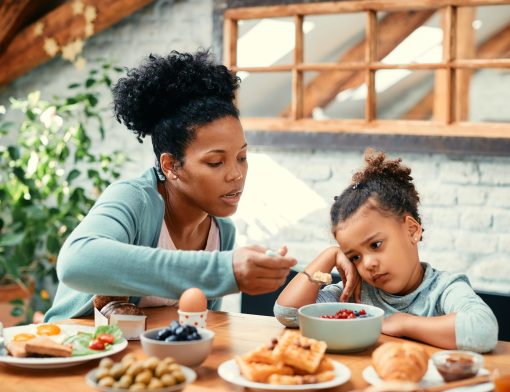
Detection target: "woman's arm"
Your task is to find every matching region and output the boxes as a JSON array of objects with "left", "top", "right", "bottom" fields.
[
  {"left": 382, "top": 313, "right": 457, "bottom": 349},
  {"left": 276, "top": 246, "right": 338, "bottom": 308}
]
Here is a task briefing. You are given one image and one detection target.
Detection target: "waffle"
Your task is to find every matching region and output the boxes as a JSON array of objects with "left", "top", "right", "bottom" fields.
[
  {"left": 268, "top": 371, "right": 335, "bottom": 385},
  {"left": 241, "top": 338, "right": 279, "bottom": 364},
  {"left": 272, "top": 330, "right": 327, "bottom": 373},
  {"left": 235, "top": 356, "right": 294, "bottom": 382}
]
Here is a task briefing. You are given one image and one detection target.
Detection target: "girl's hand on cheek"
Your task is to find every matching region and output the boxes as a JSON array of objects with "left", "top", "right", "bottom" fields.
[
  {"left": 382, "top": 313, "right": 411, "bottom": 337},
  {"left": 336, "top": 250, "right": 362, "bottom": 303}
]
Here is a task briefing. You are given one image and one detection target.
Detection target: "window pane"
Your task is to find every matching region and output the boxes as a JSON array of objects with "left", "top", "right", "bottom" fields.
[
  {"left": 237, "top": 72, "right": 292, "bottom": 117},
  {"left": 468, "top": 68, "right": 510, "bottom": 123},
  {"left": 377, "top": 10, "right": 442, "bottom": 64},
  {"left": 456, "top": 5, "right": 510, "bottom": 60},
  {"left": 376, "top": 70, "right": 435, "bottom": 120},
  {"left": 303, "top": 72, "right": 366, "bottom": 120},
  {"left": 237, "top": 18, "right": 294, "bottom": 68},
  {"left": 303, "top": 13, "right": 365, "bottom": 64}
]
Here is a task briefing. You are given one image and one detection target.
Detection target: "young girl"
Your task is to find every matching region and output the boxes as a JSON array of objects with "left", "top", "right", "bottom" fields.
[
  {"left": 45, "top": 50, "right": 296, "bottom": 322},
  {"left": 275, "top": 150, "right": 498, "bottom": 353}
]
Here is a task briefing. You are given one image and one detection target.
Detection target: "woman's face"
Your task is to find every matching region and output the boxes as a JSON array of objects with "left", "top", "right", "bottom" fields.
[
  {"left": 334, "top": 201, "right": 423, "bottom": 295},
  {"left": 173, "top": 116, "right": 248, "bottom": 217}
]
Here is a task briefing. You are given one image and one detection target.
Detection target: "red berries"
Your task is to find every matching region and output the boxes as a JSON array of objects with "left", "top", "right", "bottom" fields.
[{"left": 320, "top": 308, "right": 368, "bottom": 319}]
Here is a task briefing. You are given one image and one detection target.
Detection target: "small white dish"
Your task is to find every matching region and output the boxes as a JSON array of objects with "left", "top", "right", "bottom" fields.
[
  {"left": 86, "top": 364, "right": 196, "bottom": 391},
  {"left": 218, "top": 358, "right": 351, "bottom": 390},
  {"left": 362, "top": 359, "right": 493, "bottom": 392},
  {"left": 0, "top": 324, "right": 127, "bottom": 369}
]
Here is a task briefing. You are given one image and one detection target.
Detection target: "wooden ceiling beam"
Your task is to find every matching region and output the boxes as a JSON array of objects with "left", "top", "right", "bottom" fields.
[
  {"left": 0, "top": 0, "right": 33, "bottom": 52},
  {"left": 280, "top": 10, "right": 435, "bottom": 118},
  {"left": 404, "top": 21, "right": 510, "bottom": 120},
  {"left": 0, "top": 0, "right": 155, "bottom": 86}
]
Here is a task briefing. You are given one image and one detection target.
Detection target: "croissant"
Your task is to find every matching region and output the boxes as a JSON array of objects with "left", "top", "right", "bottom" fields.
[{"left": 372, "top": 342, "right": 429, "bottom": 383}]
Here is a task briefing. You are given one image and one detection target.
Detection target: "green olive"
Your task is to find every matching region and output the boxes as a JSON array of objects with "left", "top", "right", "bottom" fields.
[
  {"left": 126, "top": 361, "right": 144, "bottom": 377},
  {"left": 143, "top": 357, "right": 159, "bottom": 371},
  {"left": 129, "top": 383, "right": 146, "bottom": 391},
  {"left": 135, "top": 369, "right": 152, "bottom": 385},
  {"left": 161, "top": 373, "right": 177, "bottom": 386},
  {"left": 155, "top": 362, "right": 171, "bottom": 377},
  {"left": 117, "top": 374, "right": 134, "bottom": 388},
  {"left": 148, "top": 378, "right": 164, "bottom": 389},
  {"left": 98, "top": 357, "right": 114, "bottom": 369},
  {"left": 172, "top": 370, "right": 186, "bottom": 383},
  {"left": 95, "top": 367, "right": 111, "bottom": 380},
  {"left": 110, "top": 363, "right": 127, "bottom": 379},
  {"left": 98, "top": 376, "right": 115, "bottom": 387}
]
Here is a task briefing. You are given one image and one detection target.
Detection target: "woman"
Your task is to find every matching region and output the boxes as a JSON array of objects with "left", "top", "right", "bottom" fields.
[{"left": 45, "top": 50, "right": 296, "bottom": 322}]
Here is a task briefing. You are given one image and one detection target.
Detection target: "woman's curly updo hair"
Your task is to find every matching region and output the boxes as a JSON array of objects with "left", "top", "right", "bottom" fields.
[
  {"left": 330, "top": 149, "right": 423, "bottom": 239},
  {"left": 112, "top": 49, "right": 240, "bottom": 178}
]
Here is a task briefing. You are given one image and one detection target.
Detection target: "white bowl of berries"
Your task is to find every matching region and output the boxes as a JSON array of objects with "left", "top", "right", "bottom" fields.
[
  {"left": 140, "top": 321, "right": 215, "bottom": 367},
  {"left": 298, "top": 302, "right": 384, "bottom": 353}
]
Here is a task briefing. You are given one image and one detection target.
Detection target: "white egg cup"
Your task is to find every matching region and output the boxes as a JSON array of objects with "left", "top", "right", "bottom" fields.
[{"left": 178, "top": 309, "right": 208, "bottom": 329}]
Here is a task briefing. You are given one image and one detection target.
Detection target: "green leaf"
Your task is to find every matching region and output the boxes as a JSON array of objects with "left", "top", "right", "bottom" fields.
[
  {"left": 94, "top": 325, "right": 123, "bottom": 343},
  {"left": 67, "top": 169, "right": 81, "bottom": 182},
  {"left": 0, "top": 232, "right": 25, "bottom": 246},
  {"left": 68, "top": 83, "right": 81, "bottom": 89},
  {"left": 85, "top": 78, "right": 96, "bottom": 88}
]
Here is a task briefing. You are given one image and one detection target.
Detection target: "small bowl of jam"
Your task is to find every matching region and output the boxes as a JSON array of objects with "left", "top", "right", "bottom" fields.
[{"left": 432, "top": 350, "right": 484, "bottom": 382}]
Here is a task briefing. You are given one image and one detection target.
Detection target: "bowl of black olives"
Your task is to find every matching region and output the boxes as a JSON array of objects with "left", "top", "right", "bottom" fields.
[{"left": 140, "top": 321, "right": 215, "bottom": 367}]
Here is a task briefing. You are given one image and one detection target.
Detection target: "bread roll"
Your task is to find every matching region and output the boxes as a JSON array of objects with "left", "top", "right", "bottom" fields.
[
  {"left": 100, "top": 301, "right": 145, "bottom": 317},
  {"left": 372, "top": 342, "right": 429, "bottom": 382},
  {"left": 93, "top": 296, "right": 129, "bottom": 311}
]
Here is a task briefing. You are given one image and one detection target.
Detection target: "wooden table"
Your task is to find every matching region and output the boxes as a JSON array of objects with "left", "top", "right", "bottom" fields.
[{"left": 2, "top": 307, "right": 510, "bottom": 392}]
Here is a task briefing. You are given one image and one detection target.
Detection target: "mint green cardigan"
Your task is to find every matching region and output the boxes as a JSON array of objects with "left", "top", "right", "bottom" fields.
[{"left": 45, "top": 168, "right": 238, "bottom": 322}]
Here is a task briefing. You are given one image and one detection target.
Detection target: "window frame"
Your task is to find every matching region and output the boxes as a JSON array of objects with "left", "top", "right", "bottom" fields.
[{"left": 217, "top": 0, "right": 510, "bottom": 144}]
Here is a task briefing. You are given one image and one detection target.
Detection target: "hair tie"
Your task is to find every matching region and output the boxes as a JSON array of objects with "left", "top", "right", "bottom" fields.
[{"left": 352, "top": 182, "right": 365, "bottom": 190}]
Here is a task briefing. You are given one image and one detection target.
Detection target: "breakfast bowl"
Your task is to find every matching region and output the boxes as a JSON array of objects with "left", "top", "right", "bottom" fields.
[
  {"left": 140, "top": 325, "right": 214, "bottom": 367},
  {"left": 298, "top": 302, "right": 384, "bottom": 353},
  {"left": 431, "top": 350, "right": 484, "bottom": 382}
]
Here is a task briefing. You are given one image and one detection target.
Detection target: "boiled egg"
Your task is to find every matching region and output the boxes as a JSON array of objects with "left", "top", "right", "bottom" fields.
[{"left": 179, "top": 288, "right": 207, "bottom": 312}]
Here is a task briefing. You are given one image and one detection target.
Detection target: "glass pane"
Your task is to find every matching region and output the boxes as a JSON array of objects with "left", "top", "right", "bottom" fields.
[
  {"left": 304, "top": 72, "right": 366, "bottom": 120},
  {"left": 457, "top": 5, "right": 510, "bottom": 60},
  {"left": 303, "top": 13, "right": 365, "bottom": 64},
  {"left": 376, "top": 70, "right": 435, "bottom": 120},
  {"left": 468, "top": 68, "right": 510, "bottom": 123},
  {"left": 237, "top": 18, "right": 294, "bottom": 68},
  {"left": 237, "top": 72, "right": 292, "bottom": 117},
  {"left": 377, "top": 10, "right": 442, "bottom": 64}
]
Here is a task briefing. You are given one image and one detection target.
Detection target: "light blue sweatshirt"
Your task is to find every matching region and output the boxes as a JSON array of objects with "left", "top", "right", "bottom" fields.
[
  {"left": 274, "top": 263, "right": 498, "bottom": 353},
  {"left": 45, "top": 168, "right": 239, "bottom": 322}
]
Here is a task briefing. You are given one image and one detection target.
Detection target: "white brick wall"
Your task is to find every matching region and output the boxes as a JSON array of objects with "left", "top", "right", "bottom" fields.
[{"left": 1, "top": 1, "right": 508, "bottom": 311}]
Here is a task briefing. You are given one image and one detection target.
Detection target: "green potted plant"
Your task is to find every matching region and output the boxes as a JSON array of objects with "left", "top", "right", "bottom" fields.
[{"left": 0, "top": 61, "right": 126, "bottom": 325}]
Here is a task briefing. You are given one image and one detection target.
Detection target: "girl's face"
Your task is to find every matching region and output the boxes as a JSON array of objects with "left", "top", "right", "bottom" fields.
[
  {"left": 173, "top": 116, "right": 248, "bottom": 217},
  {"left": 334, "top": 200, "right": 423, "bottom": 295}
]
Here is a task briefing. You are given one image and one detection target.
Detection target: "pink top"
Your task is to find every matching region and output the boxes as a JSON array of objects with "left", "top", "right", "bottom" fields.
[{"left": 138, "top": 218, "right": 220, "bottom": 307}]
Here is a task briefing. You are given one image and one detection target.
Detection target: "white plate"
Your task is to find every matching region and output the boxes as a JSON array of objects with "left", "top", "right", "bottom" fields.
[
  {"left": 86, "top": 365, "right": 196, "bottom": 391},
  {"left": 0, "top": 324, "right": 128, "bottom": 369},
  {"left": 362, "top": 359, "right": 493, "bottom": 392},
  {"left": 218, "top": 358, "right": 351, "bottom": 390}
]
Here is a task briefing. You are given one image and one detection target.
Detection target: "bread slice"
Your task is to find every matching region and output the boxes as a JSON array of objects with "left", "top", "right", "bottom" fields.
[
  {"left": 6, "top": 341, "right": 28, "bottom": 358},
  {"left": 25, "top": 336, "right": 72, "bottom": 357}
]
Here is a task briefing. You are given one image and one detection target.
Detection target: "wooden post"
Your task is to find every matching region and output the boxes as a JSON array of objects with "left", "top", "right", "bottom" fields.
[
  {"left": 434, "top": 5, "right": 456, "bottom": 124},
  {"left": 292, "top": 15, "right": 304, "bottom": 119},
  {"left": 455, "top": 6, "right": 476, "bottom": 122},
  {"left": 365, "top": 10, "right": 377, "bottom": 122}
]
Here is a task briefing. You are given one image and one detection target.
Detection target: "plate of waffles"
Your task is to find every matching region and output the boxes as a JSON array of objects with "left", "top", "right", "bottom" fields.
[
  {"left": 218, "top": 358, "right": 351, "bottom": 390},
  {"left": 218, "top": 331, "right": 351, "bottom": 390}
]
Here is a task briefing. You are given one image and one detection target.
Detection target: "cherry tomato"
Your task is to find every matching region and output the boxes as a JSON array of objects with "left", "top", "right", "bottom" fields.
[
  {"left": 36, "top": 324, "right": 61, "bottom": 336},
  {"left": 96, "top": 333, "right": 115, "bottom": 344},
  {"left": 89, "top": 339, "right": 105, "bottom": 350},
  {"left": 12, "top": 333, "right": 36, "bottom": 342}
]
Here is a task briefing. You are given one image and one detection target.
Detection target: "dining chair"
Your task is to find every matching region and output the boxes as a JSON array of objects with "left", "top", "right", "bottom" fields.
[{"left": 475, "top": 290, "right": 510, "bottom": 342}]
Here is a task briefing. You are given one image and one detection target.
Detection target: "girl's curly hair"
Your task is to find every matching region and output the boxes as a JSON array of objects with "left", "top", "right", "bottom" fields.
[
  {"left": 112, "top": 49, "right": 240, "bottom": 175},
  {"left": 330, "top": 149, "right": 423, "bottom": 238}
]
